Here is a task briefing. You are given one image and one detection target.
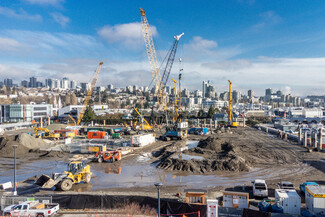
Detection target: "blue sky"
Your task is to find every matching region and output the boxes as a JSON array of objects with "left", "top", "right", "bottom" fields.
[{"left": 1, "top": 0, "right": 325, "bottom": 96}]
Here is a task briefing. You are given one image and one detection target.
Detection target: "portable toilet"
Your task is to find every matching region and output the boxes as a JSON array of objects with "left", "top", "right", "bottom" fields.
[{"left": 275, "top": 189, "right": 301, "bottom": 215}]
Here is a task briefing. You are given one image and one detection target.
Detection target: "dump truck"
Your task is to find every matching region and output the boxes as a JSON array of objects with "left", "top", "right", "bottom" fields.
[
  {"left": 95, "top": 150, "right": 121, "bottom": 163},
  {"left": 35, "top": 161, "right": 92, "bottom": 191},
  {"left": 3, "top": 201, "right": 59, "bottom": 217}
]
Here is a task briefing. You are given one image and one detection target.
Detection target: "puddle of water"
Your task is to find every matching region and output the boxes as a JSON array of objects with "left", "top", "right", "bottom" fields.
[
  {"left": 177, "top": 153, "right": 204, "bottom": 161},
  {"left": 0, "top": 153, "right": 313, "bottom": 191},
  {"left": 186, "top": 140, "right": 199, "bottom": 149}
]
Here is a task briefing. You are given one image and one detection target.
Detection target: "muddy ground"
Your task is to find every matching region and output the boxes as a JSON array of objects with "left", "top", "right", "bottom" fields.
[{"left": 0, "top": 126, "right": 324, "bottom": 202}]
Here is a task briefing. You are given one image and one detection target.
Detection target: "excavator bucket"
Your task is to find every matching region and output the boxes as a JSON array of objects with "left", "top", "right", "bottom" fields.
[{"left": 35, "top": 174, "right": 56, "bottom": 188}]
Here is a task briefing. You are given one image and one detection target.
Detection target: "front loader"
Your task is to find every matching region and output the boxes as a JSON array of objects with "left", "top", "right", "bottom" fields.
[{"left": 35, "top": 161, "right": 92, "bottom": 191}]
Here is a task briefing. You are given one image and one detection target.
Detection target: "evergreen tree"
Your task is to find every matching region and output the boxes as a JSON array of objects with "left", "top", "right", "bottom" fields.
[
  {"left": 198, "top": 109, "right": 204, "bottom": 118},
  {"left": 208, "top": 106, "right": 215, "bottom": 119},
  {"left": 82, "top": 106, "right": 96, "bottom": 123}
]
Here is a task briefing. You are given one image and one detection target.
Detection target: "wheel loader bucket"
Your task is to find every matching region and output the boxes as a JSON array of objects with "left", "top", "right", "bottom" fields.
[{"left": 35, "top": 174, "right": 56, "bottom": 188}]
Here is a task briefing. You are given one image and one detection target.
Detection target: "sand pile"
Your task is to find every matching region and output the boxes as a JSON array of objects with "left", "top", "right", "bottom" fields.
[
  {"left": 157, "top": 136, "right": 250, "bottom": 174},
  {"left": 0, "top": 133, "right": 46, "bottom": 157}
]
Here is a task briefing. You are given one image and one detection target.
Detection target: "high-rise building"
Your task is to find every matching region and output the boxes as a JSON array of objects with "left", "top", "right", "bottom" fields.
[
  {"left": 36, "top": 81, "right": 43, "bottom": 88},
  {"left": 265, "top": 88, "right": 272, "bottom": 96},
  {"left": 107, "top": 84, "right": 114, "bottom": 91},
  {"left": 232, "top": 90, "right": 241, "bottom": 103},
  {"left": 29, "top": 77, "right": 37, "bottom": 88},
  {"left": 21, "top": 80, "right": 29, "bottom": 88},
  {"left": 202, "top": 81, "right": 209, "bottom": 98},
  {"left": 248, "top": 89, "right": 254, "bottom": 99},
  {"left": 61, "top": 77, "right": 69, "bottom": 89},
  {"left": 70, "top": 80, "right": 77, "bottom": 89},
  {"left": 81, "top": 82, "right": 91, "bottom": 91},
  {"left": 53, "top": 79, "right": 60, "bottom": 89},
  {"left": 45, "top": 79, "right": 53, "bottom": 88},
  {"left": 194, "top": 90, "right": 202, "bottom": 97},
  {"left": 4, "top": 78, "right": 13, "bottom": 87}
]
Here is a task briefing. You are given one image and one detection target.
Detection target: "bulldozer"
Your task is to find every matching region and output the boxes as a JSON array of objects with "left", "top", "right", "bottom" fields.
[{"left": 35, "top": 161, "right": 92, "bottom": 191}]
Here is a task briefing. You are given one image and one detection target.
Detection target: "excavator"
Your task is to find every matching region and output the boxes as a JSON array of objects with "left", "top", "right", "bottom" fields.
[
  {"left": 35, "top": 161, "right": 92, "bottom": 191},
  {"left": 134, "top": 108, "right": 152, "bottom": 130},
  {"left": 34, "top": 127, "right": 60, "bottom": 140}
]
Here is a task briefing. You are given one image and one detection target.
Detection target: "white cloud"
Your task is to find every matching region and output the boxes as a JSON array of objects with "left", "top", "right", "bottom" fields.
[
  {"left": 183, "top": 36, "right": 241, "bottom": 61},
  {"left": 2, "top": 30, "right": 102, "bottom": 58},
  {"left": 186, "top": 36, "right": 218, "bottom": 51},
  {"left": 22, "top": 0, "right": 64, "bottom": 7},
  {"left": 0, "top": 6, "right": 42, "bottom": 21},
  {"left": 50, "top": 13, "right": 70, "bottom": 27},
  {"left": 0, "top": 37, "right": 26, "bottom": 51},
  {"left": 253, "top": 11, "right": 281, "bottom": 30},
  {"left": 98, "top": 22, "right": 158, "bottom": 48}
]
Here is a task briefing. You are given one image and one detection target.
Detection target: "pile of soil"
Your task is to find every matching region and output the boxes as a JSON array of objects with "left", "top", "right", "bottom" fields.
[
  {"left": 0, "top": 133, "right": 47, "bottom": 157},
  {"left": 157, "top": 136, "right": 250, "bottom": 174}
]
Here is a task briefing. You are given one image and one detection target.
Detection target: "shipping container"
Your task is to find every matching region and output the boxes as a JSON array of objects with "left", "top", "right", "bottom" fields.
[
  {"left": 275, "top": 189, "right": 301, "bottom": 215},
  {"left": 87, "top": 131, "right": 107, "bottom": 139},
  {"left": 87, "top": 144, "right": 106, "bottom": 153},
  {"left": 305, "top": 185, "right": 325, "bottom": 215},
  {"left": 131, "top": 134, "right": 155, "bottom": 147},
  {"left": 223, "top": 191, "right": 249, "bottom": 208}
]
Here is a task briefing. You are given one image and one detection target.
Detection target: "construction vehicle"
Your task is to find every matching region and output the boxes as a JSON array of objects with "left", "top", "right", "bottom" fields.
[
  {"left": 228, "top": 80, "right": 238, "bottom": 127},
  {"left": 77, "top": 62, "right": 104, "bottom": 125},
  {"left": 134, "top": 108, "right": 152, "bottom": 130},
  {"left": 35, "top": 161, "right": 92, "bottom": 191},
  {"left": 3, "top": 201, "right": 60, "bottom": 217},
  {"left": 34, "top": 127, "right": 60, "bottom": 140},
  {"left": 95, "top": 150, "right": 122, "bottom": 163}
]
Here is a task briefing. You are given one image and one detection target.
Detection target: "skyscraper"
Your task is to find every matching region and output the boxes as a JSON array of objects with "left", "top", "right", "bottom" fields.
[
  {"left": 29, "top": 77, "right": 37, "bottom": 88},
  {"left": 61, "top": 77, "right": 69, "bottom": 89},
  {"left": 4, "top": 78, "right": 13, "bottom": 87},
  {"left": 70, "top": 80, "right": 77, "bottom": 89},
  {"left": 248, "top": 89, "right": 254, "bottom": 99}
]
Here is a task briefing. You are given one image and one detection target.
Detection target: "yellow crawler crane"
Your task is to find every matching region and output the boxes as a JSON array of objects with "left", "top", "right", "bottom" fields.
[
  {"left": 77, "top": 62, "right": 104, "bottom": 125},
  {"left": 35, "top": 161, "right": 92, "bottom": 191},
  {"left": 228, "top": 80, "right": 238, "bottom": 127}
]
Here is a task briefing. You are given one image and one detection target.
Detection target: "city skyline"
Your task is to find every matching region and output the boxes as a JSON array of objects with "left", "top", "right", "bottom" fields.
[{"left": 1, "top": 1, "right": 325, "bottom": 96}]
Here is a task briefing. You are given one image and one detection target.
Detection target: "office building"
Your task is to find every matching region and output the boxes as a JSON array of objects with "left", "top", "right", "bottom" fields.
[{"left": 29, "top": 77, "right": 37, "bottom": 88}]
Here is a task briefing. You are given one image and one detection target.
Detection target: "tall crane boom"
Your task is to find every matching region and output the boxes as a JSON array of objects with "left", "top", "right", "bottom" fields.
[
  {"left": 77, "top": 62, "right": 104, "bottom": 125},
  {"left": 139, "top": 8, "right": 163, "bottom": 107},
  {"left": 160, "top": 33, "right": 184, "bottom": 92},
  {"left": 228, "top": 80, "right": 233, "bottom": 123}
]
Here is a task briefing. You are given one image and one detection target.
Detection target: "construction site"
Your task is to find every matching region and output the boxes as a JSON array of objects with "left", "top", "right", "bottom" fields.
[{"left": 0, "top": 7, "right": 324, "bottom": 217}]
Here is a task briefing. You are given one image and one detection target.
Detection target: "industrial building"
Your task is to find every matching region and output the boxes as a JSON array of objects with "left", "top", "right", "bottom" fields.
[{"left": 0, "top": 104, "right": 53, "bottom": 123}]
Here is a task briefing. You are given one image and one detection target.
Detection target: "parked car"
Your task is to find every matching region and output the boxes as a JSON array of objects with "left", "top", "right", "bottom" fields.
[
  {"left": 299, "top": 182, "right": 319, "bottom": 194},
  {"left": 252, "top": 179, "right": 268, "bottom": 198},
  {"left": 278, "top": 181, "right": 295, "bottom": 190}
]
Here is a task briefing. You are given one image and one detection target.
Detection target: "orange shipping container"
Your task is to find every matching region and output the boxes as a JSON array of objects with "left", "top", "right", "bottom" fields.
[{"left": 87, "top": 131, "right": 107, "bottom": 139}]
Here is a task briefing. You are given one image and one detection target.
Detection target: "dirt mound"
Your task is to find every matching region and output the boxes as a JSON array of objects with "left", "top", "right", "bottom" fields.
[
  {"left": 0, "top": 133, "right": 46, "bottom": 157},
  {"left": 157, "top": 136, "right": 251, "bottom": 173}
]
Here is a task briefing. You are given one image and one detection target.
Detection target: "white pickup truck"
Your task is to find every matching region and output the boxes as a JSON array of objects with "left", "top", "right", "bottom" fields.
[{"left": 3, "top": 201, "right": 59, "bottom": 217}]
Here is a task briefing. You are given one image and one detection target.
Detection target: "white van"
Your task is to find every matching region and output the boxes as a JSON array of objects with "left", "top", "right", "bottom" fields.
[{"left": 252, "top": 179, "right": 268, "bottom": 198}]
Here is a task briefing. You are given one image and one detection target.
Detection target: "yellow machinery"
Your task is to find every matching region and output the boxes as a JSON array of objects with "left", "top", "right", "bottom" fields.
[
  {"left": 34, "top": 127, "right": 60, "bottom": 140},
  {"left": 67, "top": 114, "right": 77, "bottom": 126},
  {"left": 228, "top": 80, "right": 238, "bottom": 127},
  {"left": 77, "top": 62, "right": 104, "bottom": 125},
  {"left": 139, "top": 8, "right": 163, "bottom": 109},
  {"left": 35, "top": 161, "right": 92, "bottom": 191},
  {"left": 172, "top": 79, "right": 179, "bottom": 122},
  {"left": 134, "top": 108, "right": 152, "bottom": 130}
]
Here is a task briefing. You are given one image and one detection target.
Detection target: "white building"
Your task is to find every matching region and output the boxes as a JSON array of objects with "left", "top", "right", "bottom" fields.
[{"left": 61, "top": 77, "right": 69, "bottom": 89}]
